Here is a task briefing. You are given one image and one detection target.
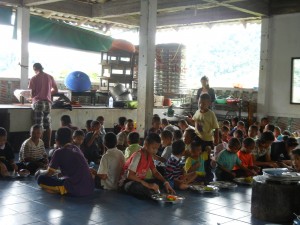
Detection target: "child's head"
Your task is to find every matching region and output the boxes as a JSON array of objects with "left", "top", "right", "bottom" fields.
[
  {"left": 104, "top": 132, "right": 117, "bottom": 149},
  {"left": 264, "top": 124, "right": 275, "bottom": 133},
  {"left": 258, "top": 131, "right": 275, "bottom": 148},
  {"left": 284, "top": 137, "right": 299, "bottom": 152},
  {"left": 222, "top": 120, "right": 230, "bottom": 128},
  {"left": 282, "top": 130, "right": 291, "bottom": 136},
  {"left": 55, "top": 127, "right": 72, "bottom": 147},
  {"left": 91, "top": 120, "right": 101, "bottom": 131},
  {"left": 118, "top": 117, "right": 127, "bottom": 126},
  {"left": 198, "top": 93, "right": 211, "bottom": 111},
  {"left": 125, "top": 119, "right": 134, "bottom": 132},
  {"left": 85, "top": 120, "right": 93, "bottom": 132},
  {"left": 60, "top": 115, "right": 72, "bottom": 126},
  {"left": 30, "top": 124, "right": 43, "bottom": 140},
  {"left": 221, "top": 125, "right": 230, "bottom": 141},
  {"left": 231, "top": 117, "right": 239, "bottom": 127},
  {"left": 143, "top": 133, "right": 161, "bottom": 155},
  {"left": 72, "top": 129, "right": 85, "bottom": 146},
  {"left": 161, "top": 118, "right": 169, "bottom": 129},
  {"left": 242, "top": 137, "right": 255, "bottom": 153},
  {"left": 234, "top": 129, "right": 244, "bottom": 139},
  {"left": 171, "top": 140, "right": 185, "bottom": 157},
  {"left": 291, "top": 148, "right": 300, "bottom": 171},
  {"left": 183, "top": 128, "right": 196, "bottom": 145},
  {"left": 248, "top": 125, "right": 258, "bottom": 138},
  {"left": 173, "top": 129, "right": 183, "bottom": 141},
  {"left": 151, "top": 116, "right": 161, "bottom": 129},
  {"left": 96, "top": 116, "right": 104, "bottom": 125},
  {"left": 178, "top": 119, "right": 188, "bottom": 131},
  {"left": 228, "top": 138, "right": 241, "bottom": 153},
  {"left": 190, "top": 141, "right": 202, "bottom": 158},
  {"left": 0, "top": 127, "right": 7, "bottom": 146},
  {"left": 200, "top": 76, "right": 209, "bottom": 88},
  {"left": 237, "top": 121, "right": 245, "bottom": 130},
  {"left": 273, "top": 126, "right": 281, "bottom": 138},
  {"left": 260, "top": 117, "right": 269, "bottom": 127},
  {"left": 127, "top": 132, "right": 140, "bottom": 145},
  {"left": 160, "top": 130, "right": 173, "bottom": 147}
]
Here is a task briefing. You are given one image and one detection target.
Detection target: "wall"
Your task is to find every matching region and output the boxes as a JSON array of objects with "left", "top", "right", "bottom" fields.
[{"left": 258, "top": 13, "right": 300, "bottom": 119}]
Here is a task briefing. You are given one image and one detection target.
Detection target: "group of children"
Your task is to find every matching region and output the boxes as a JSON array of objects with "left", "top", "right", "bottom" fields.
[{"left": 1, "top": 93, "right": 300, "bottom": 199}]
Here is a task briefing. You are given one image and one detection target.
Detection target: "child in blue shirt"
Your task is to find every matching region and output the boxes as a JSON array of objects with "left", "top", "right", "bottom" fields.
[{"left": 165, "top": 140, "right": 197, "bottom": 190}]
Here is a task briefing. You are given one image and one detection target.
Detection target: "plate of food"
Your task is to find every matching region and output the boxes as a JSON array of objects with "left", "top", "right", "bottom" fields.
[
  {"left": 151, "top": 194, "right": 185, "bottom": 204},
  {"left": 209, "top": 181, "right": 237, "bottom": 189},
  {"left": 233, "top": 177, "right": 253, "bottom": 185},
  {"left": 190, "top": 185, "right": 219, "bottom": 193}
]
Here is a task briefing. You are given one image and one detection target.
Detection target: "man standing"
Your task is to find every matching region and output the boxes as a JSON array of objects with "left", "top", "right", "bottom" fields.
[{"left": 29, "top": 63, "right": 58, "bottom": 148}]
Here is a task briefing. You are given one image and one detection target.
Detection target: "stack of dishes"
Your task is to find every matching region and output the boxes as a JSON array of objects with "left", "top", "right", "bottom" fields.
[{"left": 263, "top": 168, "right": 300, "bottom": 183}]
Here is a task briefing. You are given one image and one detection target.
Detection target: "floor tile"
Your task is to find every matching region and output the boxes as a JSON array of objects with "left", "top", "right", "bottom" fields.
[{"left": 0, "top": 213, "right": 40, "bottom": 225}]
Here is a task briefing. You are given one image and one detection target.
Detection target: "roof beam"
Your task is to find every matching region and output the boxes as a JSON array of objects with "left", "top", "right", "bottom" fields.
[
  {"left": 92, "top": 0, "right": 245, "bottom": 18},
  {"left": 202, "top": 0, "right": 268, "bottom": 17},
  {"left": 23, "top": 0, "right": 66, "bottom": 7}
]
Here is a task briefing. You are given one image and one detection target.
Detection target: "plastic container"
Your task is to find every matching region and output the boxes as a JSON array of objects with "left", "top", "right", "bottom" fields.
[{"left": 108, "top": 97, "right": 114, "bottom": 108}]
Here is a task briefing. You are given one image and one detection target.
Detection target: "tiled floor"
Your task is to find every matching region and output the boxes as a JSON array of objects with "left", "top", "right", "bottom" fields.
[{"left": 0, "top": 177, "right": 292, "bottom": 225}]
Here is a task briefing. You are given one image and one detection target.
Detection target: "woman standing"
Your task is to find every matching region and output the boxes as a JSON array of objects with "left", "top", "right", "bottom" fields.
[{"left": 196, "top": 76, "right": 216, "bottom": 103}]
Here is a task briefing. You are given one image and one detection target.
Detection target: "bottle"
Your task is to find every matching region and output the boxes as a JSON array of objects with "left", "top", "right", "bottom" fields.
[{"left": 108, "top": 96, "right": 113, "bottom": 108}]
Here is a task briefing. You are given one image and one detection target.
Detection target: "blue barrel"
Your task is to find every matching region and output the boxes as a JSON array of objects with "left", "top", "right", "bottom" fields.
[{"left": 64, "top": 71, "right": 91, "bottom": 92}]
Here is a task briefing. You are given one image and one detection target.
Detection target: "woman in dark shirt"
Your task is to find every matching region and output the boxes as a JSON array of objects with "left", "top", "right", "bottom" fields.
[{"left": 196, "top": 76, "right": 216, "bottom": 103}]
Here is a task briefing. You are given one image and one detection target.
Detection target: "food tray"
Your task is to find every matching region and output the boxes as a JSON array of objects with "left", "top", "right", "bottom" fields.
[
  {"left": 190, "top": 185, "right": 219, "bottom": 193},
  {"left": 233, "top": 177, "right": 253, "bottom": 185},
  {"left": 209, "top": 181, "right": 237, "bottom": 189},
  {"left": 151, "top": 194, "right": 185, "bottom": 204}
]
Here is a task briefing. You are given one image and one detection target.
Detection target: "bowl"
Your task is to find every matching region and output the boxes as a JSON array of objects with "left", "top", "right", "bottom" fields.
[{"left": 215, "top": 98, "right": 227, "bottom": 104}]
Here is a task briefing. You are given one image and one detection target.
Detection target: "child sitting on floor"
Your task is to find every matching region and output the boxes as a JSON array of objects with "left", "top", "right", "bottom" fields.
[
  {"left": 72, "top": 129, "right": 85, "bottom": 150},
  {"left": 214, "top": 126, "right": 229, "bottom": 160},
  {"left": 215, "top": 138, "right": 254, "bottom": 181},
  {"left": 291, "top": 148, "right": 300, "bottom": 172},
  {"left": 36, "top": 127, "right": 94, "bottom": 196},
  {"left": 0, "top": 127, "right": 17, "bottom": 177},
  {"left": 165, "top": 140, "right": 197, "bottom": 190},
  {"left": 124, "top": 132, "right": 141, "bottom": 160},
  {"left": 83, "top": 120, "right": 104, "bottom": 164},
  {"left": 234, "top": 129, "right": 244, "bottom": 145},
  {"left": 95, "top": 132, "right": 125, "bottom": 190},
  {"left": 119, "top": 133, "right": 175, "bottom": 199},
  {"left": 184, "top": 141, "right": 213, "bottom": 184},
  {"left": 248, "top": 125, "right": 258, "bottom": 140},
  {"left": 233, "top": 138, "right": 259, "bottom": 177},
  {"left": 18, "top": 124, "right": 48, "bottom": 175},
  {"left": 173, "top": 129, "right": 183, "bottom": 141},
  {"left": 183, "top": 128, "right": 196, "bottom": 157}
]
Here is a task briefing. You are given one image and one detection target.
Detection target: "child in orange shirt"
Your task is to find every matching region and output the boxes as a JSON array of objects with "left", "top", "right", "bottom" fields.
[{"left": 233, "top": 137, "right": 259, "bottom": 177}]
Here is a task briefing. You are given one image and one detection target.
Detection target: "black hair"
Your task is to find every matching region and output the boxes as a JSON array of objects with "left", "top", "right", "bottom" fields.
[
  {"left": 261, "top": 117, "right": 269, "bottom": 122},
  {"left": 222, "top": 120, "right": 230, "bottom": 127},
  {"left": 199, "top": 93, "right": 211, "bottom": 102},
  {"left": 104, "top": 132, "right": 117, "bottom": 149},
  {"left": 291, "top": 148, "right": 300, "bottom": 156},
  {"left": 125, "top": 119, "right": 134, "bottom": 124},
  {"left": 200, "top": 76, "right": 210, "bottom": 89},
  {"left": 249, "top": 125, "right": 258, "bottom": 132},
  {"left": 172, "top": 140, "right": 185, "bottom": 155},
  {"left": 265, "top": 124, "right": 275, "bottom": 132},
  {"left": 33, "top": 63, "right": 43, "bottom": 71},
  {"left": 282, "top": 130, "right": 291, "bottom": 136},
  {"left": 243, "top": 137, "right": 255, "bottom": 147},
  {"left": 91, "top": 120, "right": 100, "bottom": 128},
  {"left": 234, "top": 129, "right": 244, "bottom": 138},
  {"left": 259, "top": 131, "right": 275, "bottom": 143},
  {"left": 185, "top": 128, "right": 196, "bottom": 140},
  {"left": 118, "top": 117, "right": 127, "bottom": 126},
  {"left": 178, "top": 119, "right": 188, "bottom": 126},
  {"left": 161, "top": 130, "right": 173, "bottom": 140},
  {"left": 96, "top": 116, "right": 104, "bottom": 122},
  {"left": 73, "top": 129, "right": 85, "bottom": 137},
  {"left": 86, "top": 120, "right": 93, "bottom": 129},
  {"left": 56, "top": 127, "right": 72, "bottom": 146},
  {"left": 128, "top": 132, "right": 140, "bottom": 144},
  {"left": 232, "top": 117, "right": 239, "bottom": 124},
  {"left": 30, "top": 124, "right": 42, "bottom": 133},
  {"left": 161, "top": 118, "right": 169, "bottom": 126},
  {"left": 228, "top": 137, "right": 241, "bottom": 149},
  {"left": 0, "top": 127, "right": 7, "bottom": 137},
  {"left": 237, "top": 121, "right": 245, "bottom": 127},
  {"left": 152, "top": 116, "right": 161, "bottom": 124},
  {"left": 191, "top": 141, "right": 202, "bottom": 151},
  {"left": 173, "top": 130, "right": 183, "bottom": 140},
  {"left": 144, "top": 133, "right": 161, "bottom": 145},
  {"left": 61, "top": 115, "right": 72, "bottom": 125},
  {"left": 221, "top": 125, "right": 229, "bottom": 132}
]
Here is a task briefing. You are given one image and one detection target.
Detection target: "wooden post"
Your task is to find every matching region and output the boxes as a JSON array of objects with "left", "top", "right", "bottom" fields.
[{"left": 137, "top": 0, "right": 157, "bottom": 138}]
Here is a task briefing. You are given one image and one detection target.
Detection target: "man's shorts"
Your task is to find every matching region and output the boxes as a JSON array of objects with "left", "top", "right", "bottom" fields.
[{"left": 32, "top": 101, "right": 51, "bottom": 129}]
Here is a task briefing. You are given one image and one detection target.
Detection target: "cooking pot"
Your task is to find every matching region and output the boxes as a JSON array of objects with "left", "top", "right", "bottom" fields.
[
  {"left": 110, "top": 83, "right": 128, "bottom": 98},
  {"left": 115, "top": 93, "right": 133, "bottom": 101}
]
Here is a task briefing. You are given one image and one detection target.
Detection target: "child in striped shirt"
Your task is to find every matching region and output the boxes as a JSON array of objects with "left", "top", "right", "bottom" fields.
[{"left": 165, "top": 140, "right": 197, "bottom": 190}]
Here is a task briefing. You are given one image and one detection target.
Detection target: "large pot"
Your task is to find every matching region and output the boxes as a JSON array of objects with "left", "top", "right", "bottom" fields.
[
  {"left": 110, "top": 83, "right": 128, "bottom": 98},
  {"left": 115, "top": 93, "right": 133, "bottom": 101}
]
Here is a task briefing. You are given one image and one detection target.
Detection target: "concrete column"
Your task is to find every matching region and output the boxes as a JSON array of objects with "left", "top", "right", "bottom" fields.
[
  {"left": 257, "top": 18, "right": 271, "bottom": 119},
  {"left": 136, "top": 0, "right": 157, "bottom": 138},
  {"left": 16, "top": 7, "right": 30, "bottom": 89}
]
